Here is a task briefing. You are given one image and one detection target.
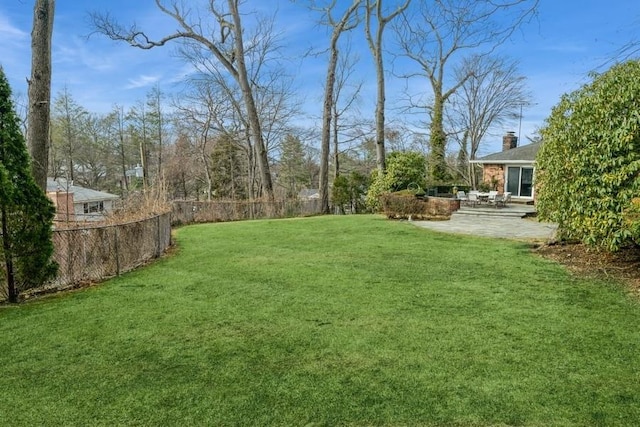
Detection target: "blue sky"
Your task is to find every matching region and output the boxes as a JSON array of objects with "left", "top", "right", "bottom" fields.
[{"left": 1, "top": 0, "right": 639, "bottom": 155}]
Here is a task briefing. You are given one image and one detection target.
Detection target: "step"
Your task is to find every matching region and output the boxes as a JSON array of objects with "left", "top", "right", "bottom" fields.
[
  {"left": 453, "top": 206, "right": 532, "bottom": 218},
  {"left": 452, "top": 210, "right": 526, "bottom": 219}
]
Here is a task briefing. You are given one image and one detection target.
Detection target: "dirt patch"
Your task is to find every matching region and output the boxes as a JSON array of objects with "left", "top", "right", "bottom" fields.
[{"left": 535, "top": 243, "right": 640, "bottom": 297}]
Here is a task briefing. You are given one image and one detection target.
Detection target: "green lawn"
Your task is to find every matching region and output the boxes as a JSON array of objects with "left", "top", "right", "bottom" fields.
[{"left": 1, "top": 215, "right": 639, "bottom": 426}]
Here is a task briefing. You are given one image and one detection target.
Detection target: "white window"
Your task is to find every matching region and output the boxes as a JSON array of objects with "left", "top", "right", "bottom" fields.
[{"left": 83, "top": 201, "right": 104, "bottom": 214}]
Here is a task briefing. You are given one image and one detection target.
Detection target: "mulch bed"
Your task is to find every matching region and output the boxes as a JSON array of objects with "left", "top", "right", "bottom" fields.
[{"left": 535, "top": 243, "right": 640, "bottom": 298}]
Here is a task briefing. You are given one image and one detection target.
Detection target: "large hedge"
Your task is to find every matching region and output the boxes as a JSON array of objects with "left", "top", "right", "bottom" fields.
[{"left": 537, "top": 60, "right": 640, "bottom": 251}]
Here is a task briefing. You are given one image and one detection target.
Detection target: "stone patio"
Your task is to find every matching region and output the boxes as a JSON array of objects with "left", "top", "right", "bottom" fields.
[{"left": 411, "top": 203, "right": 557, "bottom": 241}]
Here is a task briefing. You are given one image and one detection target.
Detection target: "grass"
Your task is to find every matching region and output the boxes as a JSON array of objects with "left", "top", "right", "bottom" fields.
[{"left": 1, "top": 215, "right": 639, "bottom": 426}]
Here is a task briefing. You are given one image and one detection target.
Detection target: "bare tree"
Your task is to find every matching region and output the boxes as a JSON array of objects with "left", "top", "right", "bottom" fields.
[
  {"left": 164, "top": 133, "right": 199, "bottom": 199},
  {"left": 311, "top": 0, "right": 362, "bottom": 214},
  {"left": 127, "top": 101, "right": 151, "bottom": 190},
  {"left": 365, "top": 0, "right": 410, "bottom": 175},
  {"left": 448, "top": 55, "right": 531, "bottom": 188},
  {"left": 394, "top": 0, "right": 538, "bottom": 184},
  {"left": 90, "top": 0, "right": 274, "bottom": 200},
  {"left": 173, "top": 82, "right": 224, "bottom": 201},
  {"left": 50, "top": 87, "right": 88, "bottom": 183},
  {"left": 77, "top": 113, "right": 110, "bottom": 189},
  {"left": 105, "top": 105, "right": 133, "bottom": 193},
  {"left": 27, "top": 0, "right": 55, "bottom": 191},
  {"left": 146, "top": 85, "right": 168, "bottom": 180},
  {"left": 172, "top": 5, "right": 298, "bottom": 199},
  {"left": 331, "top": 41, "right": 364, "bottom": 180}
]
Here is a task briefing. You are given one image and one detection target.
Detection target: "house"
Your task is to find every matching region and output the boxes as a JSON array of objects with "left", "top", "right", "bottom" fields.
[
  {"left": 298, "top": 188, "right": 320, "bottom": 200},
  {"left": 471, "top": 132, "right": 541, "bottom": 203},
  {"left": 46, "top": 178, "right": 120, "bottom": 222}
]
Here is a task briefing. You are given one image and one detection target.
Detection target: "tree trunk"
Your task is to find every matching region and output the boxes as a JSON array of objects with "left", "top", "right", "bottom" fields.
[
  {"left": 201, "top": 147, "right": 212, "bottom": 202},
  {"left": 229, "top": 0, "right": 274, "bottom": 203},
  {"left": 374, "top": 50, "right": 386, "bottom": 176},
  {"left": 117, "top": 108, "right": 129, "bottom": 192},
  {"left": 365, "top": 0, "right": 410, "bottom": 177},
  {"left": 332, "top": 102, "right": 340, "bottom": 180},
  {"left": 27, "top": 0, "right": 55, "bottom": 191},
  {"left": 320, "top": 45, "right": 338, "bottom": 214},
  {"left": 1, "top": 206, "right": 17, "bottom": 303},
  {"left": 429, "top": 92, "right": 449, "bottom": 184}
]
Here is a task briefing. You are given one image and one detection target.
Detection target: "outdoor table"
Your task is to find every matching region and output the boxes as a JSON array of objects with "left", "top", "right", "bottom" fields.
[{"left": 477, "top": 192, "right": 490, "bottom": 203}]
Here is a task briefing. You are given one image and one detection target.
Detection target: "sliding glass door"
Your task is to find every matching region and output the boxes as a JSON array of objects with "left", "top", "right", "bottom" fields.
[{"left": 506, "top": 166, "right": 534, "bottom": 197}]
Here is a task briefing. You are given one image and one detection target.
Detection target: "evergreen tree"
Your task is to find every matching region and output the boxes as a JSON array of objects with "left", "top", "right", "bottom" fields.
[
  {"left": 279, "top": 134, "right": 310, "bottom": 198},
  {"left": 0, "top": 67, "right": 57, "bottom": 303},
  {"left": 210, "top": 134, "right": 247, "bottom": 200}
]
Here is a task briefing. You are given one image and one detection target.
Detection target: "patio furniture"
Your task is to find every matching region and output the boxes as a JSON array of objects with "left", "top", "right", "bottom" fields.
[
  {"left": 467, "top": 192, "right": 479, "bottom": 207},
  {"left": 490, "top": 193, "right": 505, "bottom": 208},
  {"left": 489, "top": 191, "right": 511, "bottom": 208},
  {"left": 474, "top": 191, "right": 489, "bottom": 204},
  {"left": 456, "top": 191, "right": 468, "bottom": 204},
  {"left": 501, "top": 192, "right": 512, "bottom": 207}
]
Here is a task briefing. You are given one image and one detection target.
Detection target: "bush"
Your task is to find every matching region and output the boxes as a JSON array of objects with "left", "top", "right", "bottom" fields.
[
  {"left": 379, "top": 192, "right": 458, "bottom": 220},
  {"left": 380, "top": 193, "right": 427, "bottom": 219},
  {"left": 623, "top": 198, "right": 640, "bottom": 245},
  {"left": 537, "top": 60, "right": 640, "bottom": 251},
  {"left": 332, "top": 171, "right": 369, "bottom": 214},
  {"left": 365, "top": 151, "right": 427, "bottom": 211}
]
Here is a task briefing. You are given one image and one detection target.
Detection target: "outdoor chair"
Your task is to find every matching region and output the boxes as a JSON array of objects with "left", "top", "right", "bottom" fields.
[
  {"left": 491, "top": 193, "right": 505, "bottom": 208},
  {"left": 502, "top": 192, "right": 512, "bottom": 207},
  {"left": 467, "top": 192, "right": 479, "bottom": 207},
  {"left": 487, "top": 190, "right": 498, "bottom": 204},
  {"left": 456, "top": 191, "right": 468, "bottom": 204},
  {"left": 490, "top": 191, "right": 511, "bottom": 208}
]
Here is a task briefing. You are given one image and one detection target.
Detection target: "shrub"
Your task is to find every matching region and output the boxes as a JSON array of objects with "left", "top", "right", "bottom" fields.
[
  {"left": 380, "top": 193, "right": 426, "bottom": 219},
  {"left": 537, "top": 60, "right": 640, "bottom": 251},
  {"left": 379, "top": 192, "right": 458, "bottom": 220},
  {"left": 332, "top": 171, "right": 369, "bottom": 214},
  {"left": 365, "top": 151, "right": 427, "bottom": 211}
]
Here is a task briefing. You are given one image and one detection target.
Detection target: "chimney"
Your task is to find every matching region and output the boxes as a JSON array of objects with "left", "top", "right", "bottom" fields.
[{"left": 502, "top": 131, "right": 518, "bottom": 151}]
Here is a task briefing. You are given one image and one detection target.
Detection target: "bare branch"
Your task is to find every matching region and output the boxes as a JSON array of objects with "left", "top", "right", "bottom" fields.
[{"left": 392, "top": 0, "right": 538, "bottom": 182}]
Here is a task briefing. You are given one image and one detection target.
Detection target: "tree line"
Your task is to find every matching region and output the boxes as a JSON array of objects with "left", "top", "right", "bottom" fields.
[{"left": 82, "top": 0, "right": 536, "bottom": 211}]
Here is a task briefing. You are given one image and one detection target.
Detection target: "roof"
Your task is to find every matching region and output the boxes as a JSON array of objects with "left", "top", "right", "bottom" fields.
[
  {"left": 46, "top": 178, "right": 120, "bottom": 203},
  {"left": 472, "top": 142, "right": 541, "bottom": 164},
  {"left": 298, "top": 189, "right": 320, "bottom": 199}
]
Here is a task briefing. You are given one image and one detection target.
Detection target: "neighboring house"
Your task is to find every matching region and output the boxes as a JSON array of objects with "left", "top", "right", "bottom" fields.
[
  {"left": 46, "top": 178, "right": 120, "bottom": 222},
  {"left": 298, "top": 189, "right": 320, "bottom": 200},
  {"left": 471, "top": 132, "right": 541, "bottom": 203},
  {"left": 125, "top": 164, "right": 145, "bottom": 179}
]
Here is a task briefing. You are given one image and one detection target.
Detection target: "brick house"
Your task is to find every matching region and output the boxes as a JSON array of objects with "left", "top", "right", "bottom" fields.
[
  {"left": 47, "top": 178, "right": 120, "bottom": 222},
  {"left": 470, "top": 132, "right": 541, "bottom": 203}
]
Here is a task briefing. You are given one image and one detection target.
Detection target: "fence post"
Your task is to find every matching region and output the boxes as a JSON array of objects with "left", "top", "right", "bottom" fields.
[
  {"left": 156, "top": 214, "right": 162, "bottom": 258},
  {"left": 114, "top": 226, "right": 120, "bottom": 276},
  {"left": 66, "top": 231, "right": 73, "bottom": 285}
]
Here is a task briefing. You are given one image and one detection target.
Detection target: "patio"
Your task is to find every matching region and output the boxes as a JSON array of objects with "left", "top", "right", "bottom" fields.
[{"left": 412, "top": 204, "right": 557, "bottom": 241}]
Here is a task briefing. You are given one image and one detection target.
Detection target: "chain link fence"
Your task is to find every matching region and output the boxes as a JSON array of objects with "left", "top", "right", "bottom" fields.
[
  {"left": 1, "top": 212, "right": 171, "bottom": 301},
  {"left": 171, "top": 198, "right": 322, "bottom": 225},
  {"left": 2, "top": 198, "right": 321, "bottom": 302}
]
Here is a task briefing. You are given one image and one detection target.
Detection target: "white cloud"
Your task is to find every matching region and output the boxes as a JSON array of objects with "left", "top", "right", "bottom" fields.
[
  {"left": 126, "top": 74, "right": 161, "bottom": 89},
  {"left": 538, "top": 41, "right": 589, "bottom": 54},
  {"left": 0, "top": 12, "right": 28, "bottom": 39},
  {"left": 0, "top": 10, "right": 30, "bottom": 88}
]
